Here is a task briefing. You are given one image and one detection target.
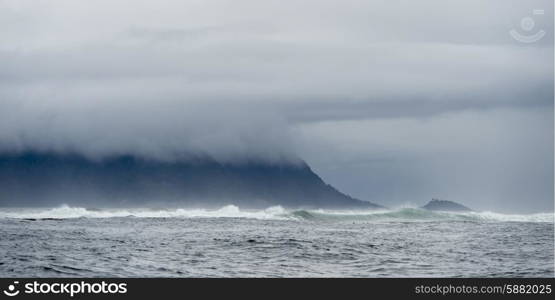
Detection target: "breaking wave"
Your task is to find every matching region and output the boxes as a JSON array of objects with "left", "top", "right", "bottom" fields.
[
  {"left": 290, "top": 208, "right": 554, "bottom": 223},
  {"left": 0, "top": 205, "right": 288, "bottom": 220},
  {"left": 0, "top": 205, "right": 552, "bottom": 223}
]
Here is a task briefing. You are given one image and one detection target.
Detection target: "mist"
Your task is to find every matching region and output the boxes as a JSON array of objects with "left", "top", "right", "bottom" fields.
[{"left": 0, "top": 0, "right": 553, "bottom": 212}]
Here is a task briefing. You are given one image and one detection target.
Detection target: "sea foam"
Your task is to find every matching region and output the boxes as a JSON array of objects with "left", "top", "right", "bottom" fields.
[{"left": 0, "top": 205, "right": 553, "bottom": 223}]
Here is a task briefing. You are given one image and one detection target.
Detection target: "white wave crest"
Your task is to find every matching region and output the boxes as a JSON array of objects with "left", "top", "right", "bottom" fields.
[
  {"left": 291, "top": 208, "right": 554, "bottom": 223},
  {"left": 461, "top": 211, "right": 554, "bottom": 223},
  {"left": 0, "top": 205, "right": 552, "bottom": 223},
  {"left": 0, "top": 204, "right": 289, "bottom": 220}
]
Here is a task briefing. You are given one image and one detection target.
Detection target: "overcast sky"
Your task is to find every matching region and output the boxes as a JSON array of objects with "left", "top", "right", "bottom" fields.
[{"left": 0, "top": 0, "right": 553, "bottom": 212}]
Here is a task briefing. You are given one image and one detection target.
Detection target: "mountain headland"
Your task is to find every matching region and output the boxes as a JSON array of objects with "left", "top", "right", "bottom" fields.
[
  {"left": 421, "top": 199, "right": 472, "bottom": 212},
  {"left": 0, "top": 152, "right": 381, "bottom": 209}
]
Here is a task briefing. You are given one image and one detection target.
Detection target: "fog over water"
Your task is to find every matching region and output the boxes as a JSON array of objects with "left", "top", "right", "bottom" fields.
[{"left": 0, "top": 0, "right": 553, "bottom": 212}]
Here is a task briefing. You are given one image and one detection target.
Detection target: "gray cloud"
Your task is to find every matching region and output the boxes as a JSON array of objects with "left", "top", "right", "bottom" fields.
[
  {"left": 297, "top": 107, "right": 553, "bottom": 213},
  {"left": 0, "top": 0, "right": 552, "bottom": 211}
]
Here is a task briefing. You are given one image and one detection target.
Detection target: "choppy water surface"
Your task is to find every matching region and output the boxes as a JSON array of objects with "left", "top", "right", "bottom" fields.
[{"left": 0, "top": 205, "right": 553, "bottom": 277}]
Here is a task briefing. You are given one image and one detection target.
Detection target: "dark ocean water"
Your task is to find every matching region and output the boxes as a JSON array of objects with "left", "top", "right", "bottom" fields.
[{"left": 0, "top": 206, "right": 553, "bottom": 277}]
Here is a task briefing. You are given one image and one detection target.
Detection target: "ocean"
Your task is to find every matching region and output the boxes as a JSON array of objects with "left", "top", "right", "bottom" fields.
[{"left": 0, "top": 205, "right": 553, "bottom": 277}]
